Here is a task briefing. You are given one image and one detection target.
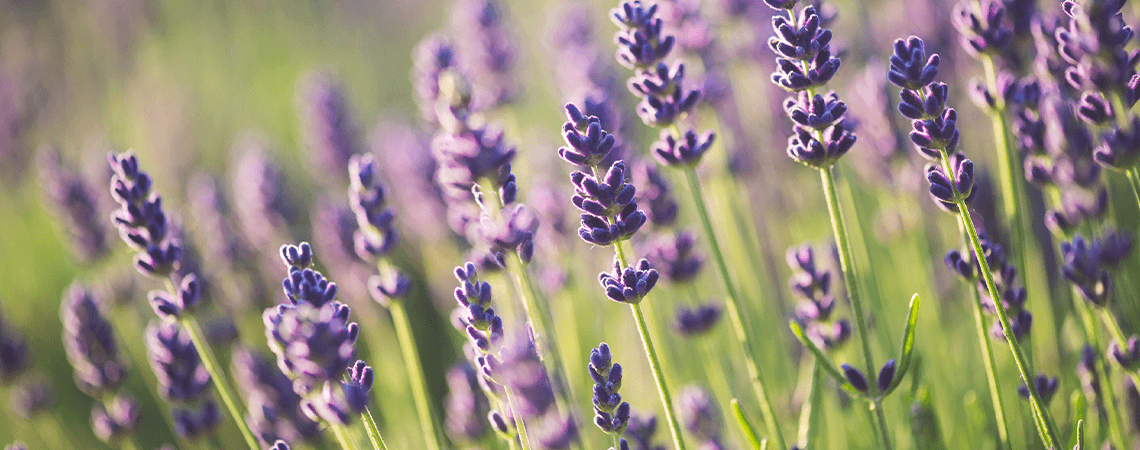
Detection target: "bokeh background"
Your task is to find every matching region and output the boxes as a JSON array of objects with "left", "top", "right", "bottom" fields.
[{"left": 2, "top": 0, "right": 1139, "bottom": 448}]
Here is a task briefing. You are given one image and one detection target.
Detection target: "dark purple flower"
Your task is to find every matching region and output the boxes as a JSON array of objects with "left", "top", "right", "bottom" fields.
[
  {"left": 11, "top": 378, "right": 54, "bottom": 419},
  {"left": 450, "top": 0, "right": 520, "bottom": 109},
  {"left": 1017, "top": 373, "right": 1059, "bottom": 404},
  {"left": 991, "top": 309, "right": 1033, "bottom": 342},
  {"left": 952, "top": 0, "right": 1012, "bottom": 56},
  {"left": 925, "top": 155, "right": 975, "bottom": 208},
  {"left": 625, "top": 411, "right": 665, "bottom": 450},
  {"left": 570, "top": 160, "right": 648, "bottom": 246},
  {"left": 1109, "top": 335, "right": 1140, "bottom": 371},
  {"left": 767, "top": 6, "right": 842, "bottom": 91},
  {"left": 500, "top": 332, "right": 557, "bottom": 420},
  {"left": 348, "top": 153, "right": 400, "bottom": 262},
  {"left": 298, "top": 71, "right": 359, "bottom": 185},
  {"left": 61, "top": 283, "right": 128, "bottom": 396},
  {"left": 589, "top": 342, "right": 630, "bottom": 435},
  {"left": 642, "top": 230, "right": 703, "bottom": 284},
  {"left": 599, "top": 257, "right": 659, "bottom": 304},
  {"left": 146, "top": 322, "right": 212, "bottom": 403},
  {"left": 91, "top": 393, "right": 141, "bottom": 443},
  {"left": 1061, "top": 235, "right": 1116, "bottom": 306},
  {"left": 679, "top": 385, "right": 722, "bottom": 446},
  {"left": 432, "top": 125, "right": 517, "bottom": 198},
  {"left": 36, "top": 147, "right": 110, "bottom": 264},
  {"left": 0, "top": 311, "right": 30, "bottom": 384},
  {"left": 560, "top": 104, "right": 619, "bottom": 167},
  {"left": 453, "top": 262, "right": 504, "bottom": 354},
  {"left": 785, "top": 119, "right": 857, "bottom": 169},
  {"left": 611, "top": 1, "right": 676, "bottom": 70},
  {"left": 444, "top": 363, "right": 490, "bottom": 442},
  {"left": 632, "top": 162, "right": 679, "bottom": 228},
  {"left": 627, "top": 62, "right": 701, "bottom": 127},
  {"left": 651, "top": 128, "right": 715, "bottom": 167},
  {"left": 304, "top": 360, "right": 372, "bottom": 424},
  {"left": 888, "top": 37, "right": 940, "bottom": 91},
  {"left": 231, "top": 347, "right": 321, "bottom": 445},
  {"left": 146, "top": 273, "right": 202, "bottom": 320},
  {"left": 172, "top": 401, "right": 221, "bottom": 440},
  {"left": 842, "top": 363, "right": 869, "bottom": 393},
  {"left": 877, "top": 359, "right": 897, "bottom": 393},
  {"left": 1096, "top": 116, "right": 1140, "bottom": 171},
  {"left": 107, "top": 151, "right": 181, "bottom": 278}
]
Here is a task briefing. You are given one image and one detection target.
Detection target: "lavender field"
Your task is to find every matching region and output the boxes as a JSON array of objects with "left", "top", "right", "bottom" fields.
[{"left": 1, "top": 0, "right": 1140, "bottom": 448}]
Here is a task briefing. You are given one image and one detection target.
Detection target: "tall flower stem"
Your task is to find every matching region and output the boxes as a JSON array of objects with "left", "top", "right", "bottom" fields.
[
  {"left": 331, "top": 422, "right": 358, "bottom": 450},
  {"left": 795, "top": 361, "right": 822, "bottom": 449},
  {"left": 960, "top": 227, "right": 1011, "bottom": 450},
  {"left": 682, "top": 167, "right": 787, "bottom": 449},
  {"left": 504, "top": 390, "right": 532, "bottom": 450},
  {"left": 386, "top": 294, "right": 443, "bottom": 450},
  {"left": 1072, "top": 292, "right": 1129, "bottom": 450},
  {"left": 1098, "top": 308, "right": 1140, "bottom": 387},
  {"left": 954, "top": 192, "right": 1062, "bottom": 448},
  {"left": 613, "top": 240, "right": 687, "bottom": 450},
  {"left": 165, "top": 280, "right": 259, "bottom": 450},
  {"left": 818, "top": 167, "right": 891, "bottom": 449},
  {"left": 362, "top": 408, "right": 390, "bottom": 450},
  {"left": 1129, "top": 168, "right": 1140, "bottom": 211}
]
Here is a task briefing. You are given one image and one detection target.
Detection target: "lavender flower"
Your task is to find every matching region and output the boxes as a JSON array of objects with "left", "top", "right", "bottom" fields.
[
  {"left": 625, "top": 411, "right": 665, "bottom": 450},
  {"left": 642, "top": 230, "right": 702, "bottom": 284},
  {"left": 450, "top": 0, "right": 519, "bottom": 109},
  {"left": 678, "top": 385, "right": 723, "bottom": 448},
  {"left": 951, "top": 0, "right": 1011, "bottom": 56},
  {"left": 599, "top": 257, "right": 660, "bottom": 304},
  {"left": 611, "top": 1, "right": 676, "bottom": 70},
  {"left": 0, "top": 311, "right": 31, "bottom": 384},
  {"left": 413, "top": 34, "right": 458, "bottom": 124},
  {"left": 232, "top": 141, "right": 297, "bottom": 251},
  {"left": 445, "top": 363, "right": 490, "bottom": 442},
  {"left": 231, "top": 347, "right": 321, "bottom": 445},
  {"left": 633, "top": 162, "right": 679, "bottom": 228},
  {"left": 674, "top": 302, "right": 723, "bottom": 337},
  {"left": 1061, "top": 232, "right": 1134, "bottom": 306},
  {"left": 788, "top": 243, "right": 850, "bottom": 350},
  {"left": 146, "top": 322, "right": 220, "bottom": 439},
  {"left": 1109, "top": 336, "right": 1140, "bottom": 372},
  {"left": 590, "top": 343, "right": 630, "bottom": 435},
  {"left": 298, "top": 71, "right": 360, "bottom": 184},
  {"left": 91, "top": 393, "right": 141, "bottom": 443},
  {"left": 61, "top": 283, "right": 127, "bottom": 396},
  {"left": 569, "top": 160, "right": 648, "bottom": 246},
  {"left": 36, "top": 147, "right": 110, "bottom": 264},
  {"left": 11, "top": 378, "right": 53, "bottom": 419},
  {"left": 348, "top": 154, "right": 400, "bottom": 262},
  {"left": 1017, "top": 374, "right": 1059, "bottom": 404},
  {"left": 107, "top": 151, "right": 181, "bottom": 278}
]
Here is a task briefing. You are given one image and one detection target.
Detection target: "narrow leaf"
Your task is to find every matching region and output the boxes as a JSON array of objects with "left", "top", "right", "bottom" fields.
[
  {"left": 885, "top": 293, "right": 921, "bottom": 395},
  {"left": 731, "top": 398, "right": 765, "bottom": 450},
  {"left": 1074, "top": 418, "right": 1084, "bottom": 450}
]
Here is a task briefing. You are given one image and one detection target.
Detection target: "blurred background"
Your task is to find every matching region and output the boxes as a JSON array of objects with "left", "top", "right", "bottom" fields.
[{"left": 1, "top": 0, "right": 1139, "bottom": 448}]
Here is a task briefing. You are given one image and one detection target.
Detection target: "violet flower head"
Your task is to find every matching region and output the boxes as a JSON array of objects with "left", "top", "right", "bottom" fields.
[
  {"left": 36, "top": 147, "right": 110, "bottom": 264},
  {"left": 611, "top": 1, "right": 676, "bottom": 70},
  {"left": 766, "top": 5, "right": 842, "bottom": 91},
  {"left": 1060, "top": 233, "right": 1134, "bottom": 306},
  {"left": 450, "top": 0, "right": 520, "bottom": 109},
  {"left": 145, "top": 322, "right": 220, "bottom": 439},
  {"left": 642, "top": 230, "right": 702, "bottom": 284},
  {"left": 570, "top": 160, "right": 648, "bottom": 246},
  {"left": 348, "top": 153, "right": 400, "bottom": 262},
  {"left": 432, "top": 125, "right": 517, "bottom": 198},
  {"left": 232, "top": 142, "right": 298, "bottom": 250},
  {"left": 625, "top": 411, "right": 665, "bottom": 450},
  {"left": 61, "top": 283, "right": 128, "bottom": 396},
  {"left": 599, "top": 257, "right": 660, "bottom": 304},
  {"left": 308, "top": 359, "right": 372, "bottom": 425},
  {"left": 0, "top": 311, "right": 30, "bottom": 384},
  {"left": 626, "top": 61, "right": 702, "bottom": 127},
  {"left": 298, "top": 71, "right": 360, "bottom": 185},
  {"left": 146, "top": 273, "right": 202, "bottom": 320},
  {"left": 11, "top": 378, "right": 54, "bottom": 419},
  {"left": 925, "top": 154, "right": 976, "bottom": 212},
  {"left": 674, "top": 302, "right": 723, "bottom": 337},
  {"left": 633, "top": 162, "right": 679, "bottom": 227},
  {"left": 444, "top": 363, "right": 490, "bottom": 442},
  {"left": 887, "top": 37, "right": 940, "bottom": 91},
  {"left": 91, "top": 393, "right": 141, "bottom": 444},
  {"left": 453, "top": 262, "right": 504, "bottom": 354},
  {"left": 560, "top": 103, "right": 619, "bottom": 167},
  {"left": 589, "top": 342, "right": 630, "bottom": 436},
  {"left": 1017, "top": 374, "right": 1059, "bottom": 404},
  {"left": 1096, "top": 116, "right": 1140, "bottom": 171},
  {"left": 231, "top": 347, "right": 321, "bottom": 445},
  {"left": 1109, "top": 335, "right": 1140, "bottom": 372},
  {"left": 952, "top": 0, "right": 1012, "bottom": 56},
  {"left": 678, "top": 385, "right": 723, "bottom": 447},
  {"left": 788, "top": 243, "right": 850, "bottom": 351},
  {"left": 107, "top": 151, "right": 181, "bottom": 278},
  {"left": 651, "top": 128, "right": 716, "bottom": 167},
  {"left": 535, "top": 413, "right": 580, "bottom": 450},
  {"left": 500, "top": 332, "right": 557, "bottom": 420},
  {"left": 413, "top": 34, "right": 458, "bottom": 124}
]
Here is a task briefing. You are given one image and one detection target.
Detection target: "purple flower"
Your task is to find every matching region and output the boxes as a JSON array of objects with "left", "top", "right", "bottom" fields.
[
  {"left": 767, "top": 6, "right": 842, "bottom": 91},
  {"left": 625, "top": 411, "right": 666, "bottom": 450},
  {"left": 589, "top": 343, "right": 630, "bottom": 435},
  {"left": 348, "top": 153, "right": 400, "bottom": 262},
  {"left": 61, "top": 283, "right": 128, "bottom": 396},
  {"left": 1061, "top": 233, "right": 1134, "bottom": 306},
  {"left": 432, "top": 125, "right": 517, "bottom": 198},
  {"left": 642, "top": 230, "right": 703, "bottom": 284},
  {"left": 107, "top": 151, "right": 181, "bottom": 278},
  {"left": 1109, "top": 335, "right": 1140, "bottom": 372},
  {"left": 231, "top": 347, "right": 321, "bottom": 445},
  {"left": 887, "top": 36, "right": 940, "bottom": 91},
  {"left": 842, "top": 363, "right": 869, "bottom": 393},
  {"left": 450, "top": 0, "right": 520, "bottom": 110},
  {"left": 611, "top": 1, "right": 676, "bottom": 70},
  {"left": 36, "top": 147, "right": 110, "bottom": 264},
  {"left": 678, "top": 385, "right": 722, "bottom": 446},
  {"left": 11, "top": 378, "right": 54, "bottom": 419},
  {"left": 1017, "top": 373, "right": 1059, "bottom": 404},
  {"left": 570, "top": 160, "right": 648, "bottom": 246},
  {"left": 951, "top": 0, "right": 1012, "bottom": 56},
  {"left": 1096, "top": 116, "right": 1140, "bottom": 171},
  {"left": 298, "top": 71, "right": 360, "bottom": 185},
  {"left": 651, "top": 128, "right": 716, "bottom": 167},
  {"left": 444, "top": 363, "right": 490, "bottom": 442},
  {"left": 91, "top": 393, "right": 141, "bottom": 443},
  {"left": 231, "top": 142, "right": 298, "bottom": 251},
  {"left": 559, "top": 104, "right": 618, "bottom": 167},
  {"left": 599, "top": 257, "right": 659, "bottom": 304},
  {"left": 0, "top": 311, "right": 30, "bottom": 384},
  {"left": 925, "top": 154, "right": 975, "bottom": 209},
  {"left": 627, "top": 62, "right": 701, "bottom": 127},
  {"left": 413, "top": 34, "right": 458, "bottom": 124},
  {"left": 146, "top": 322, "right": 212, "bottom": 403},
  {"left": 632, "top": 162, "right": 679, "bottom": 228}
]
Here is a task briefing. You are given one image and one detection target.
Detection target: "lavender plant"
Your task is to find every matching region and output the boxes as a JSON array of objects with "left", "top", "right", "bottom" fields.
[
  {"left": 887, "top": 36, "right": 1062, "bottom": 447},
  {"left": 105, "top": 150, "right": 260, "bottom": 449}
]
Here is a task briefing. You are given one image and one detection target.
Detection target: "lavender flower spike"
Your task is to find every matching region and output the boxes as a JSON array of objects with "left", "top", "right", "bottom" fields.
[
  {"left": 298, "top": 71, "right": 360, "bottom": 184},
  {"left": 590, "top": 343, "right": 631, "bottom": 436},
  {"left": 36, "top": 147, "right": 110, "bottom": 264},
  {"left": 599, "top": 257, "right": 659, "bottom": 304},
  {"left": 107, "top": 150, "right": 181, "bottom": 278},
  {"left": 61, "top": 283, "right": 128, "bottom": 396},
  {"left": 146, "top": 322, "right": 221, "bottom": 440}
]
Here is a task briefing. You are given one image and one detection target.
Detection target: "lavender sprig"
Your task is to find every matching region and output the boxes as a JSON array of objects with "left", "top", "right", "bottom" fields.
[
  {"left": 106, "top": 150, "right": 260, "bottom": 450},
  {"left": 36, "top": 147, "right": 110, "bottom": 264}
]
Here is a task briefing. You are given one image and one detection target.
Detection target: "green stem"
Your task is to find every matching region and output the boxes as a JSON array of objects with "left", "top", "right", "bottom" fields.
[
  {"left": 177, "top": 315, "right": 260, "bottom": 450},
  {"left": 331, "top": 422, "right": 358, "bottom": 450},
  {"left": 956, "top": 199, "right": 1062, "bottom": 448},
  {"left": 615, "top": 241, "right": 688, "bottom": 450},
  {"left": 1128, "top": 168, "right": 1140, "bottom": 214},
  {"left": 796, "top": 362, "right": 822, "bottom": 449},
  {"left": 505, "top": 390, "right": 532, "bottom": 450},
  {"left": 361, "top": 408, "right": 389, "bottom": 450},
  {"left": 1074, "top": 295, "right": 1129, "bottom": 450},
  {"left": 387, "top": 298, "right": 443, "bottom": 450},
  {"left": 683, "top": 167, "right": 786, "bottom": 449},
  {"left": 964, "top": 250, "right": 1011, "bottom": 450},
  {"left": 818, "top": 167, "right": 889, "bottom": 448},
  {"left": 871, "top": 401, "right": 891, "bottom": 450}
]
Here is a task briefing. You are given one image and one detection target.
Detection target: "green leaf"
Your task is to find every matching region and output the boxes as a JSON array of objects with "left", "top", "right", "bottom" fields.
[
  {"left": 1074, "top": 419, "right": 1084, "bottom": 450},
  {"left": 884, "top": 293, "right": 921, "bottom": 396},
  {"left": 789, "top": 320, "right": 857, "bottom": 394},
  {"left": 1068, "top": 391, "right": 1086, "bottom": 450},
  {"left": 731, "top": 398, "right": 765, "bottom": 450}
]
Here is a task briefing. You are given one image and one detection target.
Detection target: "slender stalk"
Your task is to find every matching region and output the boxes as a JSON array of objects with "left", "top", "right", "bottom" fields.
[
  {"left": 387, "top": 297, "right": 443, "bottom": 450},
  {"left": 1073, "top": 294, "right": 1128, "bottom": 450},
  {"left": 955, "top": 197, "right": 1062, "bottom": 448},
  {"left": 1129, "top": 168, "right": 1140, "bottom": 213},
  {"left": 361, "top": 408, "right": 389, "bottom": 450},
  {"left": 795, "top": 361, "right": 822, "bottom": 449},
  {"left": 614, "top": 240, "right": 688, "bottom": 450},
  {"left": 504, "top": 390, "right": 532, "bottom": 450},
  {"left": 682, "top": 167, "right": 786, "bottom": 449},
  {"left": 964, "top": 247, "right": 1011, "bottom": 450},
  {"left": 331, "top": 422, "right": 358, "bottom": 450},
  {"left": 818, "top": 167, "right": 890, "bottom": 448},
  {"left": 176, "top": 314, "right": 259, "bottom": 450}
]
